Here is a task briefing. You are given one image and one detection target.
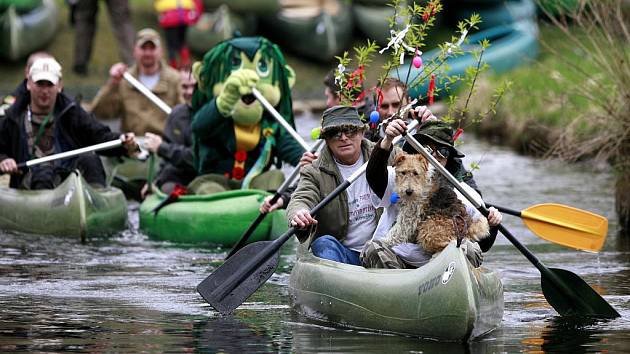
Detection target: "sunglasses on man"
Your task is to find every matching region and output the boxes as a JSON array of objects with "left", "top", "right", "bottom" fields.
[
  {"left": 425, "top": 145, "right": 451, "bottom": 159},
  {"left": 322, "top": 127, "right": 362, "bottom": 140}
]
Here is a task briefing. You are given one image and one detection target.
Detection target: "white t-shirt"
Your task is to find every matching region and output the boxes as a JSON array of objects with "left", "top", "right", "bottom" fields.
[
  {"left": 139, "top": 72, "right": 160, "bottom": 91},
  {"left": 335, "top": 154, "right": 378, "bottom": 252},
  {"left": 372, "top": 166, "right": 483, "bottom": 265}
]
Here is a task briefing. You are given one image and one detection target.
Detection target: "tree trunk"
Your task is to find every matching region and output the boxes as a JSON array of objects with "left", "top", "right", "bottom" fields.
[{"left": 615, "top": 172, "right": 630, "bottom": 236}]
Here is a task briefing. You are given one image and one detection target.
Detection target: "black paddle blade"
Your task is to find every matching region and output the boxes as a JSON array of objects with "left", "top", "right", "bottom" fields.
[
  {"left": 541, "top": 267, "right": 620, "bottom": 318},
  {"left": 197, "top": 240, "right": 280, "bottom": 315}
]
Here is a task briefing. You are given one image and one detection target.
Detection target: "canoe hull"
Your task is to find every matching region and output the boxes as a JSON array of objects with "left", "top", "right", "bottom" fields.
[
  {"left": 139, "top": 189, "right": 288, "bottom": 246},
  {"left": 260, "top": 1, "right": 353, "bottom": 62},
  {"left": 187, "top": 6, "right": 257, "bottom": 55},
  {"left": 0, "top": 172, "right": 128, "bottom": 239},
  {"left": 0, "top": 0, "right": 58, "bottom": 61},
  {"left": 289, "top": 241, "right": 503, "bottom": 341}
]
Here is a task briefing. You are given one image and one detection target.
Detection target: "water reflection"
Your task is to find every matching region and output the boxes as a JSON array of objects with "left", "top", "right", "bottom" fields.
[
  {"left": 287, "top": 312, "right": 492, "bottom": 354},
  {"left": 193, "top": 317, "right": 275, "bottom": 353},
  {"left": 521, "top": 316, "right": 612, "bottom": 353},
  {"left": 2, "top": 125, "right": 630, "bottom": 353}
]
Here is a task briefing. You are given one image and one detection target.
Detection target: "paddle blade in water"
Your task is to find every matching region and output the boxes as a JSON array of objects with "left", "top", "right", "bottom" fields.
[
  {"left": 521, "top": 203, "right": 608, "bottom": 252},
  {"left": 541, "top": 267, "right": 620, "bottom": 318},
  {"left": 197, "top": 240, "right": 280, "bottom": 315}
]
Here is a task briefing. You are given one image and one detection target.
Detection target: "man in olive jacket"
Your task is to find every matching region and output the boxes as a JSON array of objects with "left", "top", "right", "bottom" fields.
[{"left": 286, "top": 106, "right": 381, "bottom": 265}]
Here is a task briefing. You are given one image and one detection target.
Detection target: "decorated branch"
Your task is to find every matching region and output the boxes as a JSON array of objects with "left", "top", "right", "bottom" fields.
[{"left": 332, "top": 0, "right": 511, "bottom": 172}]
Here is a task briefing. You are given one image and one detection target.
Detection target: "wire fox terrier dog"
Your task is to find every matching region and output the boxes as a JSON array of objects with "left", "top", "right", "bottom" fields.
[{"left": 381, "top": 152, "right": 490, "bottom": 254}]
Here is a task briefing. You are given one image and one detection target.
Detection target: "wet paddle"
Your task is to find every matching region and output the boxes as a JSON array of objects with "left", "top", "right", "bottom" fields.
[
  {"left": 403, "top": 133, "right": 620, "bottom": 318},
  {"left": 16, "top": 139, "right": 122, "bottom": 169},
  {"left": 226, "top": 139, "right": 326, "bottom": 259},
  {"left": 197, "top": 120, "right": 420, "bottom": 315},
  {"left": 487, "top": 203, "right": 608, "bottom": 253}
]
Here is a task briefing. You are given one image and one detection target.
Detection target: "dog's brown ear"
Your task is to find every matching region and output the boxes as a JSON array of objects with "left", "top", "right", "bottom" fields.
[{"left": 393, "top": 153, "right": 406, "bottom": 166}]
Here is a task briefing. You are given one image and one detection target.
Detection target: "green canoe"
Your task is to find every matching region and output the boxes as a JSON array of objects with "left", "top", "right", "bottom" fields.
[
  {"left": 259, "top": 0, "right": 353, "bottom": 62},
  {"left": 202, "top": 0, "right": 280, "bottom": 15},
  {"left": 0, "top": 0, "right": 58, "bottom": 61},
  {"left": 101, "top": 155, "right": 156, "bottom": 201},
  {"left": 139, "top": 189, "right": 288, "bottom": 246},
  {"left": 0, "top": 171, "right": 128, "bottom": 241},
  {"left": 455, "top": 0, "right": 537, "bottom": 29},
  {"left": 187, "top": 5, "right": 257, "bottom": 56},
  {"left": 391, "top": 22, "right": 539, "bottom": 101},
  {"left": 289, "top": 241, "right": 504, "bottom": 341},
  {"left": 352, "top": 2, "right": 409, "bottom": 47}
]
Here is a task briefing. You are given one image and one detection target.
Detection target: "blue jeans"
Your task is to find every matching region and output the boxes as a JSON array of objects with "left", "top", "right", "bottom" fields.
[{"left": 310, "top": 235, "right": 361, "bottom": 265}]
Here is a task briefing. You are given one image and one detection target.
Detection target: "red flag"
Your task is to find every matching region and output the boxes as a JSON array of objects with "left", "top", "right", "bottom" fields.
[{"left": 428, "top": 74, "right": 436, "bottom": 105}]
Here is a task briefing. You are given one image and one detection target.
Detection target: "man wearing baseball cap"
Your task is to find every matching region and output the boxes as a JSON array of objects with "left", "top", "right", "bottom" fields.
[
  {"left": 90, "top": 28, "right": 182, "bottom": 136},
  {"left": 0, "top": 58, "right": 139, "bottom": 190}
]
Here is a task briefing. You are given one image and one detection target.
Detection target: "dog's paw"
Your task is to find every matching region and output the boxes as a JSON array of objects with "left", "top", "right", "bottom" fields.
[{"left": 467, "top": 217, "right": 490, "bottom": 241}]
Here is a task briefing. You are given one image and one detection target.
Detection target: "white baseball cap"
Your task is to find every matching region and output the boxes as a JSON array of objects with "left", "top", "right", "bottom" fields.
[{"left": 29, "top": 57, "right": 62, "bottom": 85}]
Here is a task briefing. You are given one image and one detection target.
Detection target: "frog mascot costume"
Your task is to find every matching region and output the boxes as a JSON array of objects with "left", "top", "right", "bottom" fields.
[{"left": 189, "top": 36, "right": 305, "bottom": 194}]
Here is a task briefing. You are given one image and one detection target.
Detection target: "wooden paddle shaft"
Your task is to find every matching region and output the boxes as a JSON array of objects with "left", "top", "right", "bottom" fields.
[
  {"left": 123, "top": 72, "right": 173, "bottom": 115},
  {"left": 17, "top": 139, "right": 123, "bottom": 168}
]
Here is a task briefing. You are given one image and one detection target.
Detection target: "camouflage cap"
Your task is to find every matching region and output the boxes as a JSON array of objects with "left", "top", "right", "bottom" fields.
[
  {"left": 320, "top": 105, "right": 366, "bottom": 133},
  {"left": 403, "top": 120, "right": 464, "bottom": 158}
]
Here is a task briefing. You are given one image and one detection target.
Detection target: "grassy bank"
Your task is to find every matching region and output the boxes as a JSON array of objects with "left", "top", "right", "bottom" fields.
[{"left": 463, "top": 21, "right": 626, "bottom": 158}]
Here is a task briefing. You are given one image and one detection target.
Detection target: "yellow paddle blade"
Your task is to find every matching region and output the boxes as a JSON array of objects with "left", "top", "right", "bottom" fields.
[{"left": 521, "top": 203, "right": 608, "bottom": 252}]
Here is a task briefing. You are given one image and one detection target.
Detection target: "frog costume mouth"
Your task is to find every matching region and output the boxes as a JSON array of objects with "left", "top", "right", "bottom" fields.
[{"left": 241, "top": 93, "right": 256, "bottom": 105}]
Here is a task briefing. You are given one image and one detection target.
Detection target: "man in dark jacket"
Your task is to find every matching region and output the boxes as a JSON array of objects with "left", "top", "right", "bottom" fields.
[
  {"left": 0, "top": 58, "right": 138, "bottom": 189},
  {"left": 142, "top": 69, "right": 197, "bottom": 194},
  {"left": 1, "top": 52, "right": 54, "bottom": 119}
]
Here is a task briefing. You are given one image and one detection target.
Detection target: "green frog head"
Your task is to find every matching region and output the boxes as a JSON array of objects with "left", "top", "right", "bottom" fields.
[{"left": 192, "top": 36, "right": 295, "bottom": 127}]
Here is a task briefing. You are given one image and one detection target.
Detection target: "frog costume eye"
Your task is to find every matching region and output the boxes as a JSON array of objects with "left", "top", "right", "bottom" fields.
[
  {"left": 231, "top": 53, "right": 242, "bottom": 70},
  {"left": 256, "top": 58, "right": 270, "bottom": 78}
]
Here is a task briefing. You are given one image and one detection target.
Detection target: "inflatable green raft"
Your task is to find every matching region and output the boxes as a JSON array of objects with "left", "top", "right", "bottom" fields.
[
  {"left": 0, "top": 171, "right": 128, "bottom": 241},
  {"left": 139, "top": 189, "right": 288, "bottom": 246},
  {"left": 289, "top": 241, "right": 504, "bottom": 341}
]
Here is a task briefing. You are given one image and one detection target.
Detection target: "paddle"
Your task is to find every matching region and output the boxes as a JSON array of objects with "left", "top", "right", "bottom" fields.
[
  {"left": 402, "top": 133, "right": 620, "bottom": 318},
  {"left": 487, "top": 203, "right": 608, "bottom": 253},
  {"left": 226, "top": 139, "right": 326, "bottom": 259},
  {"left": 13, "top": 139, "right": 123, "bottom": 170},
  {"left": 123, "top": 72, "right": 172, "bottom": 115},
  {"left": 197, "top": 120, "right": 420, "bottom": 315}
]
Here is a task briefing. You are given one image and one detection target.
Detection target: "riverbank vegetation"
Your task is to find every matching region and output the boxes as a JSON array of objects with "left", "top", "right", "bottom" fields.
[{"left": 463, "top": 0, "right": 630, "bottom": 232}]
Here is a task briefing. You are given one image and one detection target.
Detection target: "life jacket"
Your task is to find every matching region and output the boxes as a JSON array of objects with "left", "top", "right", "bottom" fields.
[{"left": 154, "top": 0, "right": 203, "bottom": 28}]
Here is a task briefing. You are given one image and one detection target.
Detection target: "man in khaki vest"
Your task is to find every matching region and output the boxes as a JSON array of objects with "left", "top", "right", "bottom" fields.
[{"left": 90, "top": 28, "right": 183, "bottom": 135}]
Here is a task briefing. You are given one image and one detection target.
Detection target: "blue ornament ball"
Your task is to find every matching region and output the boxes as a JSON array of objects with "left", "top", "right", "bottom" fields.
[
  {"left": 369, "top": 110, "right": 380, "bottom": 124},
  {"left": 390, "top": 192, "right": 400, "bottom": 205}
]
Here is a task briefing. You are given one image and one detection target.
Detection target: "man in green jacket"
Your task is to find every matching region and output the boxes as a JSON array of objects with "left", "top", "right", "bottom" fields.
[{"left": 286, "top": 106, "right": 379, "bottom": 265}]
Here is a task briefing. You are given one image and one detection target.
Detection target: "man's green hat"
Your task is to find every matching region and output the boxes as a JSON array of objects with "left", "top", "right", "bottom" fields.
[
  {"left": 403, "top": 120, "right": 464, "bottom": 158},
  {"left": 320, "top": 105, "right": 367, "bottom": 134}
]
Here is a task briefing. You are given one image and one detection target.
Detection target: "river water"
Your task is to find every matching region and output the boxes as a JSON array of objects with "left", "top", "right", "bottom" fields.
[{"left": 1, "top": 112, "right": 629, "bottom": 353}]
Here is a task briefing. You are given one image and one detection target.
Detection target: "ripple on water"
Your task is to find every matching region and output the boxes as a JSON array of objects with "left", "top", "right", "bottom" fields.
[{"left": 1, "top": 127, "right": 629, "bottom": 353}]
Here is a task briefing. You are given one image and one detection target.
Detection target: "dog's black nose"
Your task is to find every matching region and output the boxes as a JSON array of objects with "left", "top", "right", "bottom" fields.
[{"left": 405, "top": 188, "right": 413, "bottom": 196}]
